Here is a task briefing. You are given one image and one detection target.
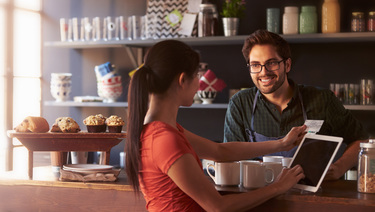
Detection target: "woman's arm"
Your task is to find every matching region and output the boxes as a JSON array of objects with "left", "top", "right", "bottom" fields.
[
  {"left": 168, "top": 153, "right": 304, "bottom": 212},
  {"left": 185, "top": 125, "right": 306, "bottom": 161}
]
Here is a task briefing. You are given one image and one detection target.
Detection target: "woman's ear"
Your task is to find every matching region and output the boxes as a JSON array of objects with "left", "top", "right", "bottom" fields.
[{"left": 178, "top": 72, "right": 186, "bottom": 87}]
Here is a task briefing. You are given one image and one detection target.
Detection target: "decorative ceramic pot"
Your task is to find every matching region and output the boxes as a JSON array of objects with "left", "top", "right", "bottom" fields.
[{"left": 197, "top": 90, "right": 217, "bottom": 104}]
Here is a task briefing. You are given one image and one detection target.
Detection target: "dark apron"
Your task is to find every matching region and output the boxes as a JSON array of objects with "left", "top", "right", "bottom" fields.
[
  {"left": 246, "top": 90, "right": 307, "bottom": 158},
  {"left": 246, "top": 90, "right": 347, "bottom": 161}
]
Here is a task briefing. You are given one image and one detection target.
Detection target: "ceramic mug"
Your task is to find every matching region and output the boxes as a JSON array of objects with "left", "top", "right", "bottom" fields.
[
  {"left": 263, "top": 156, "right": 284, "bottom": 163},
  {"left": 240, "top": 160, "right": 261, "bottom": 186},
  {"left": 207, "top": 161, "right": 240, "bottom": 186},
  {"left": 242, "top": 161, "right": 274, "bottom": 189},
  {"left": 282, "top": 157, "right": 293, "bottom": 168},
  {"left": 262, "top": 162, "right": 283, "bottom": 184}
]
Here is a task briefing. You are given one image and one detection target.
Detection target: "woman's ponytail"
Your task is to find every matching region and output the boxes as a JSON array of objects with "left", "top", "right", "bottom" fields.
[{"left": 126, "top": 65, "right": 150, "bottom": 193}]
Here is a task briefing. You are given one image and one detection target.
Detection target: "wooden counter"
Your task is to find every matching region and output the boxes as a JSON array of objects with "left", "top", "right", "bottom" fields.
[
  {"left": 217, "top": 181, "right": 375, "bottom": 211},
  {"left": 0, "top": 166, "right": 146, "bottom": 212},
  {"left": 1, "top": 166, "right": 375, "bottom": 211}
]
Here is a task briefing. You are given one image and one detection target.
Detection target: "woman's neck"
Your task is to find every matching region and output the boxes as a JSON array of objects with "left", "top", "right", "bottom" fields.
[{"left": 144, "top": 94, "right": 180, "bottom": 129}]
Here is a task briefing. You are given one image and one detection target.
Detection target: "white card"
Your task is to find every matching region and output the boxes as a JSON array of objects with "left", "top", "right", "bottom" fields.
[
  {"left": 187, "top": 0, "right": 202, "bottom": 13},
  {"left": 304, "top": 120, "right": 324, "bottom": 133},
  {"left": 178, "top": 13, "right": 197, "bottom": 36}
]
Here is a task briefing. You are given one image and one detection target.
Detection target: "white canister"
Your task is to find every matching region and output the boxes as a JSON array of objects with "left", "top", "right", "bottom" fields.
[{"left": 283, "top": 6, "right": 299, "bottom": 34}]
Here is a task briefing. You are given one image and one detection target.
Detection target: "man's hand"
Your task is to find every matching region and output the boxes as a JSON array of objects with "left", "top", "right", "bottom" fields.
[{"left": 280, "top": 125, "right": 307, "bottom": 151}]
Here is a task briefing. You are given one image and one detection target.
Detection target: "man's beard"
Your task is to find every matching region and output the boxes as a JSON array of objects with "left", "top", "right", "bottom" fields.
[{"left": 256, "top": 67, "right": 287, "bottom": 94}]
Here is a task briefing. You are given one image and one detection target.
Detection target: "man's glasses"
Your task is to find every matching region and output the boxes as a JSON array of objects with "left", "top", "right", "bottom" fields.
[{"left": 247, "top": 59, "right": 285, "bottom": 74}]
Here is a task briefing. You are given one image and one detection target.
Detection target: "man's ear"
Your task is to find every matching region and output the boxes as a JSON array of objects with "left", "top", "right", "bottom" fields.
[{"left": 285, "top": 58, "right": 292, "bottom": 73}]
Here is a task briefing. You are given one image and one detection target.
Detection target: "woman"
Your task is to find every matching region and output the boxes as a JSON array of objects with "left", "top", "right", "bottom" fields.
[{"left": 126, "top": 40, "right": 306, "bottom": 211}]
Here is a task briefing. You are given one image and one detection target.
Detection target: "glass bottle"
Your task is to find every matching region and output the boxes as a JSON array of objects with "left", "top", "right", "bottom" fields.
[
  {"left": 368, "top": 11, "right": 375, "bottom": 32},
  {"left": 299, "top": 6, "right": 318, "bottom": 34},
  {"left": 322, "top": 0, "right": 340, "bottom": 33},
  {"left": 358, "top": 140, "right": 375, "bottom": 193},
  {"left": 283, "top": 6, "right": 299, "bottom": 34},
  {"left": 351, "top": 12, "right": 365, "bottom": 32}
]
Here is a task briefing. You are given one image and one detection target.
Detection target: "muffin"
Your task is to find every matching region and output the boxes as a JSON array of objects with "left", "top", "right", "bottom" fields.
[
  {"left": 83, "top": 114, "right": 107, "bottom": 132},
  {"left": 14, "top": 116, "right": 50, "bottom": 133},
  {"left": 50, "top": 117, "right": 81, "bottom": 133},
  {"left": 105, "top": 115, "right": 125, "bottom": 133}
]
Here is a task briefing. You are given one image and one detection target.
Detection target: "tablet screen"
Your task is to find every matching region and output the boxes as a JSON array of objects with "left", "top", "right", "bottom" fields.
[{"left": 291, "top": 136, "right": 340, "bottom": 187}]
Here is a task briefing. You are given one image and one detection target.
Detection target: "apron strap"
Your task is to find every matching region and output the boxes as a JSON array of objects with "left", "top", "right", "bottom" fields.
[
  {"left": 250, "top": 91, "right": 260, "bottom": 131},
  {"left": 298, "top": 90, "right": 307, "bottom": 121}
]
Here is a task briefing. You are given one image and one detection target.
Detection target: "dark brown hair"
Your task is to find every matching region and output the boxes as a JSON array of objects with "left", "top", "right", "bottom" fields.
[
  {"left": 126, "top": 40, "right": 200, "bottom": 193},
  {"left": 242, "top": 29, "right": 291, "bottom": 63}
]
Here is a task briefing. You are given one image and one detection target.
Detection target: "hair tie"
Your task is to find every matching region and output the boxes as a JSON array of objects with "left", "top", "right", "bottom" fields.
[{"left": 143, "top": 64, "right": 152, "bottom": 74}]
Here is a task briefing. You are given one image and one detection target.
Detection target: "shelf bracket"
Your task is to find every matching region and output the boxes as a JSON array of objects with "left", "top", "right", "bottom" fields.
[{"left": 124, "top": 46, "right": 143, "bottom": 69}]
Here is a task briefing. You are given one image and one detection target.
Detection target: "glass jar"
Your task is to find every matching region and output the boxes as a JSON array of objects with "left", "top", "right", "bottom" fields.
[
  {"left": 299, "top": 6, "right": 318, "bottom": 34},
  {"left": 368, "top": 11, "right": 375, "bottom": 32},
  {"left": 322, "top": 0, "right": 340, "bottom": 33},
  {"left": 351, "top": 12, "right": 365, "bottom": 32},
  {"left": 283, "top": 6, "right": 299, "bottom": 34},
  {"left": 358, "top": 139, "right": 375, "bottom": 193},
  {"left": 198, "top": 4, "right": 219, "bottom": 37}
]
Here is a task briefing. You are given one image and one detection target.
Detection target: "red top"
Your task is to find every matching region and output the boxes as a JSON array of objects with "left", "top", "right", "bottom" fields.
[{"left": 139, "top": 121, "right": 204, "bottom": 212}]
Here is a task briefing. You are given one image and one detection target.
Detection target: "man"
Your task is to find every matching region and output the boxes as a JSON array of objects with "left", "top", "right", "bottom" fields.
[{"left": 223, "top": 29, "right": 368, "bottom": 180}]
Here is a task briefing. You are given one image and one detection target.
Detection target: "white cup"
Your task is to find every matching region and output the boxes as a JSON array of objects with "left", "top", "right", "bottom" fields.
[
  {"left": 263, "top": 155, "right": 284, "bottom": 163},
  {"left": 242, "top": 161, "right": 274, "bottom": 189},
  {"left": 51, "top": 73, "right": 72, "bottom": 81},
  {"left": 282, "top": 157, "right": 293, "bottom": 168},
  {"left": 71, "top": 151, "right": 88, "bottom": 164},
  {"left": 240, "top": 160, "right": 261, "bottom": 186},
  {"left": 262, "top": 162, "right": 283, "bottom": 184},
  {"left": 207, "top": 161, "right": 240, "bottom": 186}
]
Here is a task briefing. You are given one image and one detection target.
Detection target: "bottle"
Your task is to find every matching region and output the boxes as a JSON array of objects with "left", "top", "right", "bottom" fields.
[
  {"left": 299, "top": 6, "right": 318, "bottom": 34},
  {"left": 368, "top": 11, "right": 375, "bottom": 32},
  {"left": 283, "top": 6, "right": 299, "bottom": 34},
  {"left": 267, "top": 8, "right": 280, "bottom": 34},
  {"left": 358, "top": 140, "right": 375, "bottom": 193},
  {"left": 351, "top": 12, "right": 365, "bottom": 32},
  {"left": 322, "top": 0, "right": 340, "bottom": 33}
]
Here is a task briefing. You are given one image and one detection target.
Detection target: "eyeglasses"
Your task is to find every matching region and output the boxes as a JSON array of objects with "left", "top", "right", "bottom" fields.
[{"left": 247, "top": 59, "right": 285, "bottom": 74}]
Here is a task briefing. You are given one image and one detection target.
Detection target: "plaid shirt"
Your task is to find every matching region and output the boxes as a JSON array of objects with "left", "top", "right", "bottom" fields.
[{"left": 224, "top": 80, "right": 368, "bottom": 145}]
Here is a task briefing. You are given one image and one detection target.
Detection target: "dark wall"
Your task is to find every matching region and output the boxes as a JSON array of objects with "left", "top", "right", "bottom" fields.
[{"left": 43, "top": 0, "right": 375, "bottom": 166}]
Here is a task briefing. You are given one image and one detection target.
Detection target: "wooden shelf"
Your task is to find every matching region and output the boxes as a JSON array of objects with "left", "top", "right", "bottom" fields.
[
  {"left": 44, "top": 101, "right": 228, "bottom": 109},
  {"left": 44, "top": 101, "right": 375, "bottom": 111},
  {"left": 343, "top": 105, "right": 375, "bottom": 111},
  {"left": 44, "top": 32, "right": 375, "bottom": 49},
  {"left": 44, "top": 101, "right": 128, "bottom": 107}
]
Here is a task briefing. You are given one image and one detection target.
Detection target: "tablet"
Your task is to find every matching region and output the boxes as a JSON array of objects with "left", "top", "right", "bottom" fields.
[{"left": 289, "top": 133, "right": 343, "bottom": 192}]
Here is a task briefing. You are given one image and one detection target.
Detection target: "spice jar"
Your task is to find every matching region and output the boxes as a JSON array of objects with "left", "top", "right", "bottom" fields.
[
  {"left": 368, "top": 11, "right": 375, "bottom": 32},
  {"left": 299, "top": 6, "right": 318, "bottom": 34},
  {"left": 283, "top": 6, "right": 299, "bottom": 34},
  {"left": 351, "top": 12, "right": 365, "bottom": 32},
  {"left": 358, "top": 139, "right": 375, "bottom": 193}
]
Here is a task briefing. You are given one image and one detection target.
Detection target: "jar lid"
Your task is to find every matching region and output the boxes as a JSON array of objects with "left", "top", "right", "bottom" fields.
[
  {"left": 301, "top": 6, "right": 316, "bottom": 12},
  {"left": 369, "top": 11, "right": 375, "bottom": 16},
  {"left": 360, "top": 139, "right": 375, "bottom": 148},
  {"left": 352, "top": 12, "right": 364, "bottom": 17},
  {"left": 200, "top": 3, "right": 215, "bottom": 9},
  {"left": 284, "top": 6, "right": 299, "bottom": 14}
]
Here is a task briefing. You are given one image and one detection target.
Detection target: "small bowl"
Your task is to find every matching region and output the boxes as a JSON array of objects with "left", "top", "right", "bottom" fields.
[{"left": 197, "top": 90, "right": 217, "bottom": 104}]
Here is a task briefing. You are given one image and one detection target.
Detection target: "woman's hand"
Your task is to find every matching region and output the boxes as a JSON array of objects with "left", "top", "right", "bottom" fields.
[
  {"left": 273, "top": 165, "right": 305, "bottom": 194},
  {"left": 279, "top": 125, "right": 307, "bottom": 152}
]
